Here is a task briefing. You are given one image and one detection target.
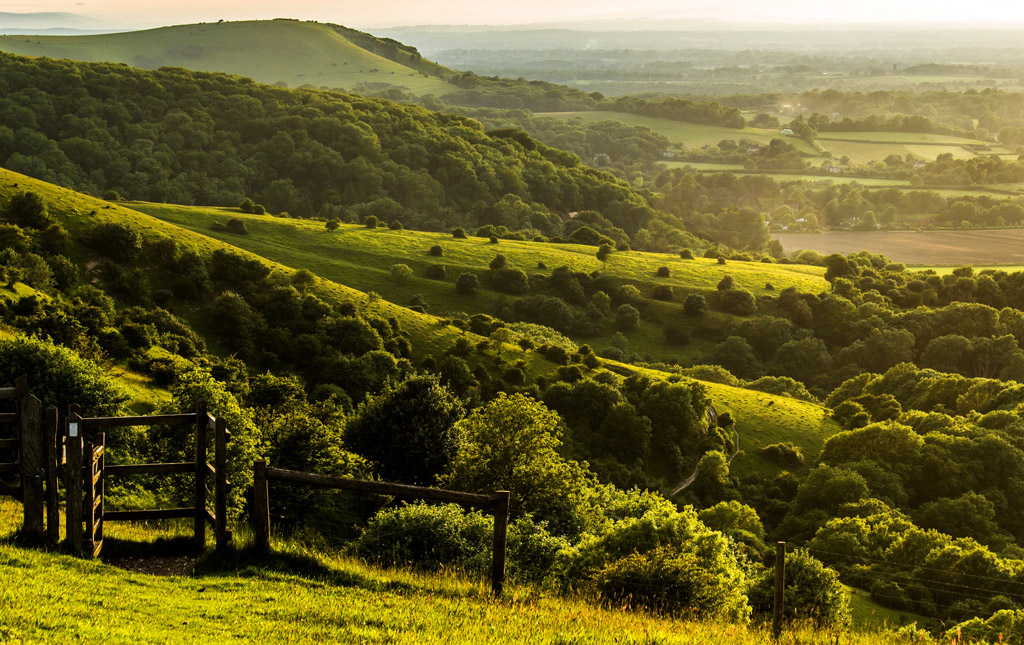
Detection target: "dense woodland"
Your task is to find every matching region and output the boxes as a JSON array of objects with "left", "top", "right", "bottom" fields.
[{"left": 10, "top": 41, "right": 1024, "bottom": 641}]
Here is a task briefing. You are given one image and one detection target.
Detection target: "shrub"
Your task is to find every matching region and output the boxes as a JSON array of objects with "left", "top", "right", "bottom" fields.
[
  {"left": 717, "top": 275, "right": 735, "bottom": 291},
  {"left": 748, "top": 550, "right": 850, "bottom": 629},
  {"left": 717, "top": 256, "right": 727, "bottom": 265},
  {"left": 102, "top": 189, "right": 122, "bottom": 201},
  {"left": 476, "top": 224, "right": 496, "bottom": 238},
  {"left": 765, "top": 282, "right": 775, "bottom": 290},
  {"left": 537, "top": 261, "right": 547, "bottom": 269},
  {"left": 656, "top": 266, "right": 670, "bottom": 278},
  {"left": 429, "top": 245, "right": 443, "bottom": 256},
  {"left": 452, "top": 227, "right": 466, "bottom": 239},
  {"left": 760, "top": 442, "right": 805, "bottom": 468},
  {"left": 489, "top": 254, "right": 508, "bottom": 270},
  {"left": 390, "top": 263, "right": 413, "bottom": 283},
  {"left": 680, "top": 249, "right": 695, "bottom": 260},
  {"left": 363, "top": 215, "right": 379, "bottom": 229},
  {"left": 615, "top": 304, "right": 640, "bottom": 331},
  {"left": 491, "top": 267, "right": 530, "bottom": 294},
  {"left": 424, "top": 264, "right": 446, "bottom": 280},
  {"left": 84, "top": 223, "right": 142, "bottom": 263},
  {"left": 388, "top": 219, "right": 403, "bottom": 230},
  {"left": 353, "top": 503, "right": 491, "bottom": 572},
  {"left": 652, "top": 285, "right": 673, "bottom": 301},
  {"left": 456, "top": 272, "right": 479, "bottom": 294},
  {"left": 238, "top": 198, "right": 265, "bottom": 214},
  {"left": 226, "top": 218, "right": 248, "bottom": 235},
  {"left": 596, "top": 243, "right": 613, "bottom": 261},
  {"left": 720, "top": 289, "right": 757, "bottom": 315},
  {"left": 325, "top": 219, "right": 339, "bottom": 231},
  {"left": 683, "top": 293, "right": 707, "bottom": 316},
  {"left": 489, "top": 235, "right": 499, "bottom": 244}
]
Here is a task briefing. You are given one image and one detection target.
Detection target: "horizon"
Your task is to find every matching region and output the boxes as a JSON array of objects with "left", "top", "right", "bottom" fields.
[{"left": 8, "top": 2, "right": 1024, "bottom": 31}]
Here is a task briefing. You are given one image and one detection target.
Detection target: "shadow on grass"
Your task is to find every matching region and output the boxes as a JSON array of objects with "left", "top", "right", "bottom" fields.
[{"left": 193, "top": 545, "right": 415, "bottom": 594}]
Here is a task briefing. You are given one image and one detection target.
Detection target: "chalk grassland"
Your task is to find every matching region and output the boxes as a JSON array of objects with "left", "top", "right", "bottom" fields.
[
  {"left": 774, "top": 229, "right": 1024, "bottom": 266},
  {"left": 130, "top": 202, "right": 838, "bottom": 476},
  {"left": 0, "top": 167, "right": 840, "bottom": 476},
  {"left": 0, "top": 499, "right": 927, "bottom": 643},
  {"left": 0, "top": 20, "right": 455, "bottom": 95}
]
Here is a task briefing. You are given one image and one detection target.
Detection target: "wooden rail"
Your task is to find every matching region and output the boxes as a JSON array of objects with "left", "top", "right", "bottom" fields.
[{"left": 252, "top": 460, "right": 511, "bottom": 596}]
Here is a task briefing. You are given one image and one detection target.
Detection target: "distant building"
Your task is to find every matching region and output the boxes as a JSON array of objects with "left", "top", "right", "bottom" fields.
[{"left": 781, "top": 128, "right": 794, "bottom": 136}]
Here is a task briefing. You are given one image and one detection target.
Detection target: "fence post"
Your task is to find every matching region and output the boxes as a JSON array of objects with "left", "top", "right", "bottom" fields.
[
  {"left": 19, "top": 394, "right": 43, "bottom": 542},
  {"left": 253, "top": 459, "right": 270, "bottom": 551},
  {"left": 193, "top": 400, "right": 207, "bottom": 550},
  {"left": 772, "top": 541, "right": 786, "bottom": 640},
  {"left": 45, "top": 407, "right": 59, "bottom": 546},
  {"left": 491, "top": 490, "right": 510, "bottom": 597},
  {"left": 214, "top": 416, "right": 228, "bottom": 551},
  {"left": 84, "top": 439, "right": 95, "bottom": 557},
  {"left": 65, "top": 407, "right": 83, "bottom": 555}
]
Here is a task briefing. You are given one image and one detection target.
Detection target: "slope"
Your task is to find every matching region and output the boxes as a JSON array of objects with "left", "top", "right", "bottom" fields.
[
  {"left": 0, "top": 19, "right": 455, "bottom": 95},
  {"left": 0, "top": 167, "right": 840, "bottom": 477}
]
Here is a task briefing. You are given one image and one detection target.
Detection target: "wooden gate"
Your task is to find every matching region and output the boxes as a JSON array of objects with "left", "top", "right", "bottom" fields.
[{"left": 65, "top": 401, "right": 232, "bottom": 556}]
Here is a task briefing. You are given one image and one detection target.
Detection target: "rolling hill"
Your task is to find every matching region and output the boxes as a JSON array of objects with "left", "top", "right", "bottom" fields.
[
  {"left": 0, "top": 19, "right": 457, "bottom": 95},
  {"left": 0, "top": 166, "right": 841, "bottom": 478}
]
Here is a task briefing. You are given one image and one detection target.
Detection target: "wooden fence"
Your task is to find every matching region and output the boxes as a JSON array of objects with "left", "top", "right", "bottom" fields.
[
  {"left": 252, "top": 460, "right": 511, "bottom": 596},
  {"left": 65, "top": 401, "right": 232, "bottom": 556}
]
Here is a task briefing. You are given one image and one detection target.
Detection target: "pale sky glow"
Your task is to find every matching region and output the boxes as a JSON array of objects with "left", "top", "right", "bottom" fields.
[{"left": 11, "top": 0, "right": 1024, "bottom": 29}]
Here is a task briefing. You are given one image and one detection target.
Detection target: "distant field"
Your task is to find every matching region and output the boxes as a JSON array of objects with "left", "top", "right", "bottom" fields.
[
  {"left": 817, "top": 140, "right": 978, "bottom": 164},
  {"left": 818, "top": 131, "right": 985, "bottom": 145},
  {"left": 537, "top": 111, "right": 821, "bottom": 155},
  {"left": 775, "top": 229, "right": 1024, "bottom": 265},
  {"left": 0, "top": 20, "right": 455, "bottom": 95}
]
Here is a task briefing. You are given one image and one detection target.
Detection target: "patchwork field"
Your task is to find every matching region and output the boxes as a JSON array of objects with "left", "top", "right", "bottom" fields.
[{"left": 774, "top": 229, "right": 1024, "bottom": 265}]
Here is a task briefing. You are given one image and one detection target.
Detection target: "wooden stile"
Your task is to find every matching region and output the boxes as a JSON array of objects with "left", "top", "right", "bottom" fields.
[{"left": 19, "top": 394, "right": 44, "bottom": 542}]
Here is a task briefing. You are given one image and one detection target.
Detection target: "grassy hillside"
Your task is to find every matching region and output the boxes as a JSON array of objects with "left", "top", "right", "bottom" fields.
[
  {"left": 0, "top": 19, "right": 456, "bottom": 95},
  {"left": 0, "top": 166, "right": 840, "bottom": 477},
  {"left": 127, "top": 201, "right": 838, "bottom": 477}
]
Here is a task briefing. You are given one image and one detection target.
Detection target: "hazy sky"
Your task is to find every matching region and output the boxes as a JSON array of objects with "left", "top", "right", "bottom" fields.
[{"left": 14, "top": 0, "right": 1024, "bottom": 29}]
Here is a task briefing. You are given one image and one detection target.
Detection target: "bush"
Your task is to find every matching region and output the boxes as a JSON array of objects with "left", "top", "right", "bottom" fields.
[
  {"left": 717, "top": 275, "right": 734, "bottom": 291},
  {"left": 680, "top": 249, "right": 694, "bottom": 260},
  {"left": 491, "top": 267, "right": 530, "bottom": 294},
  {"left": 683, "top": 293, "right": 707, "bottom": 316},
  {"left": 102, "top": 189, "right": 122, "bottom": 201},
  {"left": 238, "top": 198, "right": 265, "bottom": 214},
  {"left": 3, "top": 192, "right": 52, "bottom": 230},
  {"left": 476, "top": 225, "right": 496, "bottom": 238},
  {"left": 760, "top": 442, "right": 805, "bottom": 468},
  {"left": 429, "top": 245, "right": 444, "bottom": 256},
  {"left": 456, "top": 272, "right": 479, "bottom": 294},
  {"left": 656, "top": 266, "right": 670, "bottom": 277},
  {"left": 596, "top": 243, "right": 613, "bottom": 261},
  {"left": 424, "top": 264, "right": 446, "bottom": 280},
  {"left": 720, "top": 289, "right": 757, "bottom": 315},
  {"left": 594, "top": 543, "right": 750, "bottom": 621},
  {"left": 489, "top": 235, "right": 499, "bottom": 244},
  {"left": 653, "top": 285, "right": 673, "bottom": 301},
  {"left": 537, "top": 261, "right": 547, "bottom": 269},
  {"left": 489, "top": 254, "right": 507, "bottom": 270},
  {"left": 226, "top": 218, "right": 248, "bottom": 235},
  {"left": 364, "top": 215, "right": 379, "bottom": 229},
  {"left": 388, "top": 219, "right": 403, "bottom": 230},
  {"left": 84, "top": 223, "right": 142, "bottom": 264},
  {"left": 615, "top": 304, "right": 640, "bottom": 331},
  {"left": 717, "top": 257, "right": 727, "bottom": 265},
  {"left": 765, "top": 282, "right": 775, "bottom": 290},
  {"left": 390, "top": 263, "right": 413, "bottom": 283},
  {"left": 748, "top": 550, "right": 850, "bottom": 629},
  {"left": 452, "top": 227, "right": 467, "bottom": 239},
  {"left": 325, "top": 219, "right": 340, "bottom": 231},
  {"left": 353, "top": 502, "right": 492, "bottom": 572}
]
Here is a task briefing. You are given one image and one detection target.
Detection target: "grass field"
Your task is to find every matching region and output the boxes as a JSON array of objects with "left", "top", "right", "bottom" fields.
[
  {"left": 816, "top": 140, "right": 978, "bottom": 164},
  {"left": 817, "top": 132, "right": 987, "bottom": 145},
  {"left": 0, "top": 498, "right": 928, "bottom": 643},
  {"left": 775, "top": 229, "right": 1024, "bottom": 265},
  {"left": 0, "top": 20, "right": 455, "bottom": 95},
  {"left": 537, "top": 111, "right": 822, "bottom": 155}
]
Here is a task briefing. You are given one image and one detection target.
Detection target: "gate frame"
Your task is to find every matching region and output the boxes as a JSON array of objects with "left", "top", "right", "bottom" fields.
[{"left": 65, "top": 400, "right": 232, "bottom": 556}]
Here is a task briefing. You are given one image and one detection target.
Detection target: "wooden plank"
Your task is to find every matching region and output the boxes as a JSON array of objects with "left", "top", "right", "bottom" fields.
[
  {"left": 0, "top": 438, "right": 18, "bottom": 449},
  {"left": 194, "top": 400, "right": 207, "bottom": 549},
  {"left": 45, "top": 407, "right": 59, "bottom": 546},
  {"left": 65, "top": 410, "right": 83, "bottom": 555},
  {"left": 104, "top": 508, "right": 195, "bottom": 521},
  {"left": 104, "top": 462, "right": 193, "bottom": 476},
  {"left": 264, "top": 467, "right": 498, "bottom": 508},
  {"left": 82, "top": 413, "right": 196, "bottom": 430},
  {"left": 253, "top": 460, "right": 269, "bottom": 551},
  {"left": 0, "top": 414, "right": 18, "bottom": 425},
  {"left": 214, "top": 416, "right": 228, "bottom": 551},
  {"left": 0, "top": 479, "right": 20, "bottom": 498},
  {"left": 491, "top": 490, "right": 510, "bottom": 597},
  {"left": 204, "top": 508, "right": 216, "bottom": 526},
  {"left": 20, "top": 395, "right": 44, "bottom": 541},
  {"left": 92, "top": 540, "right": 103, "bottom": 558},
  {"left": 0, "top": 462, "right": 18, "bottom": 474},
  {"left": 205, "top": 463, "right": 216, "bottom": 478},
  {"left": 0, "top": 387, "right": 18, "bottom": 399},
  {"left": 207, "top": 413, "right": 217, "bottom": 431}
]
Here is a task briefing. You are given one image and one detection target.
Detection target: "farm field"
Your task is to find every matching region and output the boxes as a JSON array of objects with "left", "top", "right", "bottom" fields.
[
  {"left": 0, "top": 20, "right": 455, "bottom": 95},
  {"left": 537, "top": 111, "right": 821, "bottom": 155},
  {"left": 816, "top": 140, "right": 979, "bottom": 164},
  {"left": 817, "top": 131, "right": 988, "bottom": 145},
  {"left": 775, "top": 229, "right": 1024, "bottom": 265}
]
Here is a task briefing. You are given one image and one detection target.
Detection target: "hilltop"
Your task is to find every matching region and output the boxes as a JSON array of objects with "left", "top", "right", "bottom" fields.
[{"left": 0, "top": 19, "right": 456, "bottom": 94}]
